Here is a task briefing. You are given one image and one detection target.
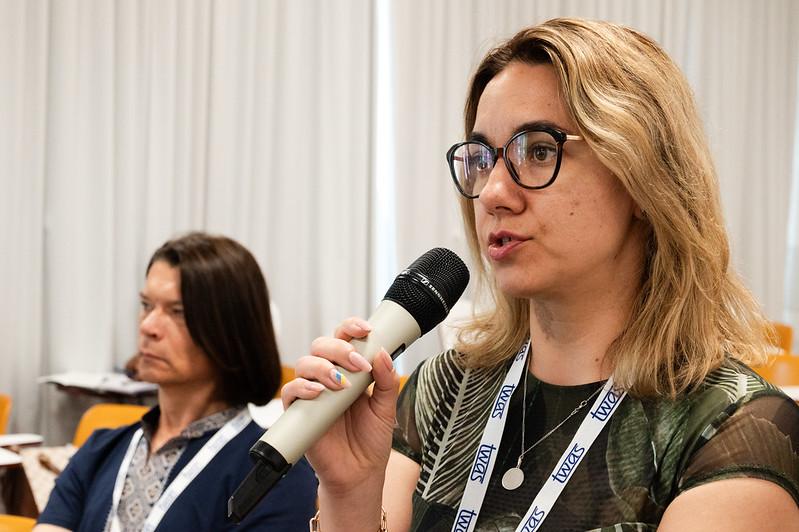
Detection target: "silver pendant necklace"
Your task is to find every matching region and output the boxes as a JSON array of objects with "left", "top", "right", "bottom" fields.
[{"left": 501, "top": 367, "right": 603, "bottom": 491}]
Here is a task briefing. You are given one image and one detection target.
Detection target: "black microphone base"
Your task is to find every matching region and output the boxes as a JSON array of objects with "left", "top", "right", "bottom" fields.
[{"left": 227, "top": 440, "right": 291, "bottom": 523}]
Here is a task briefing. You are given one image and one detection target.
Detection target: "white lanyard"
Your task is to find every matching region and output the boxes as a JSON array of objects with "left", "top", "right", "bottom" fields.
[
  {"left": 452, "top": 343, "right": 627, "bottom": 532},
  {"left": 108, "top": 408, "right": 252, "bottom": 532}
]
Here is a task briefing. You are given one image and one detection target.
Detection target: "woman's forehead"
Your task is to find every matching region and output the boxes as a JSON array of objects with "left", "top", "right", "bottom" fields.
[{"left": 473, "top": 62, "right": 573, "bottom": 143}]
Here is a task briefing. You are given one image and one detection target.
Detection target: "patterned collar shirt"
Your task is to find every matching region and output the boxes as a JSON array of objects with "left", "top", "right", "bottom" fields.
[{"left": 106, "top": 405, "right": 242, "bottom": 531}]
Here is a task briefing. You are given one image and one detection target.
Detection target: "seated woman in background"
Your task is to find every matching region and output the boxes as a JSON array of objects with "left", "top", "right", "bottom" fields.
[{"left": 36, "top": 232, "right": 317, "bottom": 531}]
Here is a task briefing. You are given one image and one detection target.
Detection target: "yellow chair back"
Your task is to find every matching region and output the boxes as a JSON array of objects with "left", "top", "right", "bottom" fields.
[
  {"left": 0, "top": 514, "right": 36, "bottom": 532},
  {"left": 0, "top": 394, "right": 11, "bottom": 434},
  {"left": 73, "top": 403, "right": 149, "bottom": 447},
  {"left": 276, "top": 365, "right": 295, "bottom": 397},
  {"left": 753, "top": 354, "right": 799, "bottom": 386},
  {"left": 767, "top": 322, "right": 794, "bottom": 354}
]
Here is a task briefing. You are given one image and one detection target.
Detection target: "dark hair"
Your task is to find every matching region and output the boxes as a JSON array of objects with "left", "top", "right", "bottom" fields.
[{"left": 147, "top": 232, "right": 281, "bottom": 405}]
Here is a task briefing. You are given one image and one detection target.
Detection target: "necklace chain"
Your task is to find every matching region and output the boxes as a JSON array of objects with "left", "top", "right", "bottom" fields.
[{"left": 516, "top": 367, "right": 603, "bottom": 468}]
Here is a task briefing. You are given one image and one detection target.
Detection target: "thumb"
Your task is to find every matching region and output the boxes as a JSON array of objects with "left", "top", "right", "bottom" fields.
[{"left": 370, "top": 348, "right": 400, "bottom": 420}]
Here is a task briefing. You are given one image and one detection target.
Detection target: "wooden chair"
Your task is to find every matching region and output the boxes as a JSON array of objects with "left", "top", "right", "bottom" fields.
[
  {"left": 0, "top": 514, "right": 36, "bottom": 531},
  {"left": 0, "top": 394, "right": 11, "bottom": 434},
  {"left": 753, "top": 354, "right": 799, "bottom": 386},
  {"left": 72, "top": 403, "right": 149, "bottom": 447},
  {"left": 766, "top": 322, "right": 794, "bottom": 354},
  {"left": 275, "top": 365, "right": 295, "bottom": 397}
]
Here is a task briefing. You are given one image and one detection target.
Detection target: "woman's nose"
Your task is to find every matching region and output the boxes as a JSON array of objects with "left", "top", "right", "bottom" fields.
[
  {"left": 139, "top": 309, "right": 162, "bottom": 339},
  {"left": 477, "top": 157, "right": 524, "bottom": 213}
]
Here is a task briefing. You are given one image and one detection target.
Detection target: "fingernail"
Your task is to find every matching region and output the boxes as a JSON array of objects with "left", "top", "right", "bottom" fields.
[
  {"left": 355, "top": 318, "right": 372, "bottom": 332},
  {"left": 349, "top": 351, "right": 372, "bottom": 372},
  {"left": 305, "top": 381, "right": 325, "bottom": 392},
  {"left": 329, "top": 368, "right": 349, "bottom": 387},
  {"left": 381, "top": 348, "right": 394, "bottom": 372}
]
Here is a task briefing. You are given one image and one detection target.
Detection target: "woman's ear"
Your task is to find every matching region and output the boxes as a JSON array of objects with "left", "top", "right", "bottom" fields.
[{"left": 633, "top": 203, "right": 646, "bottom": 221}]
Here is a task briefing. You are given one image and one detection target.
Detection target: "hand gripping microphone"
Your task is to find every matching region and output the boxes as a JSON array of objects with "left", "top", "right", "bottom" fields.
[{"left": 228, "top": 248, "right": 469, "bottom": 522}]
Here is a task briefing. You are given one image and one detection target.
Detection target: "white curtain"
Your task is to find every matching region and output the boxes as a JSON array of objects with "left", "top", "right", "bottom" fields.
[
  {"left": 787, "top": 68, "right": 799, "bottom": 352},
  {"left": 1, "top": 0, "right": 373, "bottom": 439},
  {"left": 386, "top": 0, "right": 799, "bottom": 369},
  {"left": 0, "top": 0, "right": 48, "bottom": 437},
  {"left": 2, "top": 0, "right": 797, "bottom": 438}
]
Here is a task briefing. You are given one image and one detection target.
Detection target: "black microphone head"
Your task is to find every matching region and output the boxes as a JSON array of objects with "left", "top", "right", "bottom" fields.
[{"left": 383, "top": 248, "right": 470, "bottom": 335}]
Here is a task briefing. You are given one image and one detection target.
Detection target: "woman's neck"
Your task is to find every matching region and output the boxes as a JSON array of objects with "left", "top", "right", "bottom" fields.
[
  {"left": 151, "top": 383, "right": 229, "bottom": 452},
  {"left": 527, "top": 289, "right": 636, "bottom": 386}
]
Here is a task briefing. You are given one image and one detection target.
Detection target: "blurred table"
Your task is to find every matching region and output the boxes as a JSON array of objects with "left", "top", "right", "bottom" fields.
[
  {"left": 780, "top": 385, "right": 799, "bottom": 401},
  {"left": 40, "top": 371, "right": 157, "bottom": 405},
  {"left": 0, "top": 448, "right": 22, "bottom": 467},
  {"left": 0, "top": 445, "right": 75, "bottom": 518}
]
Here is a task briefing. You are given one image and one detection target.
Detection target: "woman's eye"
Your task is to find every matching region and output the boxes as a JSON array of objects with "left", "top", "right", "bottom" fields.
[
  {"left": 140, "top": 301, "right": 153, "bottom": 312},
  {"left": 529, "top": 144, "right": 556, "bottom": 162},
  {"left": 470, "top": 154, "right": 492, "bottom": 172}
]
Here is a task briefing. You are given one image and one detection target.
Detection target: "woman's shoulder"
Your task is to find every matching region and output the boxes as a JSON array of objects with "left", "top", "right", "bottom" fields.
[
  {"left": 619, "top": 359, "right": 799, "bottom": 507},
  {"left": 638, "top": 358, "right": 792, "bottom": 433},
  {"left": 642, "top": 358, "right": 787, "bottom": 415},
  {"left": 699, "top": 358, "right": 784, "bottom": 402},
  {"left": 675, "top": 359, "right": 799, "bottom": 504},
  {"left": 691, "top": 357, "right": 799, "bottom": 438},
  {"left": 73, "top": 422, "right": 141, "bottom": 462},
  {"left": 635, "top": 358, "right": 798, "bottom": 468},
  {"left": 677, "top": 357, "right": 797, "bottom": 424}
]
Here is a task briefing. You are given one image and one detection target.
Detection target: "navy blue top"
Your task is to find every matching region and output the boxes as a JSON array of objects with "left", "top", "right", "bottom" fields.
[{"left": 38, "top": 418, "right": 318, "bottom": 531}]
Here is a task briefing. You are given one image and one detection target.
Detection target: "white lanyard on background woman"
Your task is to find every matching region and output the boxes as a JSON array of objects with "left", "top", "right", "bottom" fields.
[
  {"left": 108, "top": 408, "right": 252, "bottom": 532},
  {"left": 452, "top": 341, "right": 627, "bottom": 532}
]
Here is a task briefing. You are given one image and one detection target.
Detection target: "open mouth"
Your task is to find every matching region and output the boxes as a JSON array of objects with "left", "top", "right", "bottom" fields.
[
  {"left": 489, "top": 233, "right": 518, "bottom": 247},
  {"left": 487, "top": 232, "right": 526, "bottom": 259}
]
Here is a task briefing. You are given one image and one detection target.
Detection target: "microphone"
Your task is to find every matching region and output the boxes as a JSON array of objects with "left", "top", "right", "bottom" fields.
[{"left": 227, "top": 247, "right": 469, "bottom": 522}]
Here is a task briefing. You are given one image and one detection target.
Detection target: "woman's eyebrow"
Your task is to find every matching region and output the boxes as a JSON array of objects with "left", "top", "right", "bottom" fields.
[
  {"left": 467, "top": 131, "right": 490, "bottom": 144},
  {"left": 469, "top": 120, "right": 573, "bottom": 144},
  {"left": 514, "top": 120, "right": 571, "bottom": 132},
  {"left": 138, "top": 292, "right": 182, "bottom": 306}
]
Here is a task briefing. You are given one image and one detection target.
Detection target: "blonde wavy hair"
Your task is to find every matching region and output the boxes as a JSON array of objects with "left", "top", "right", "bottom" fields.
[{"left": 454, "top": 18, "right": 769, "bottom": 398}]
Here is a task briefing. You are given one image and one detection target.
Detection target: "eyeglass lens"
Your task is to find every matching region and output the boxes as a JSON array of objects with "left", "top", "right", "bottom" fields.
[{"left": 450, "top": 130, "right": 560, "bottom": 197}]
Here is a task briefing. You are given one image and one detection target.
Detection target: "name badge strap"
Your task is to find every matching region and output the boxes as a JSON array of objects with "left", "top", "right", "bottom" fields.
[
  {"left": 109, "top": 428, "right": 144, "bottom": 532},
  {"left": 516, "top": 379, "right": 626, "bottom": 532},
  {"left": 451, "top": 340, "right": 530, "bottom": 532}
]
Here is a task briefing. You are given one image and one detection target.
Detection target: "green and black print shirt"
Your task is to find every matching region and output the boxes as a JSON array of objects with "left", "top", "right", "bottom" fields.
[{"left": 392, "top": 350, "right": 799, "bottom": 531}]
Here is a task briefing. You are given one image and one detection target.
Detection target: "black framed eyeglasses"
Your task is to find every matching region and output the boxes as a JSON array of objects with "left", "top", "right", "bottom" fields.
[{"left": 446, "top": 126, "right": 583, "bottom": 199}]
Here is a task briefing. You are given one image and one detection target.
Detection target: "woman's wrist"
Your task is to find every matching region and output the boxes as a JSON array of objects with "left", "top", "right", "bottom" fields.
[
  {"left": 310, "top": 507, "right": 387, "bottom": 532},
  {"left": 317, "top": 481, "right": 386, "bottom": 532}
]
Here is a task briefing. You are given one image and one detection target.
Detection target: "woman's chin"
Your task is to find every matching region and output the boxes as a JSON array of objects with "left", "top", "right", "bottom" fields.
[
  {"left": 494, "top": 278, "right": 541, "bottom": 300},
  {"left": 134, "top": 369, "right": 164, "bottom": 385}
]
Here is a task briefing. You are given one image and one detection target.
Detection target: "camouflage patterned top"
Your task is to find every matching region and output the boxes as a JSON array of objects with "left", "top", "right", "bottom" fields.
[{"left": 393, "top": 349, "right": 799, "bottom": 531}]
